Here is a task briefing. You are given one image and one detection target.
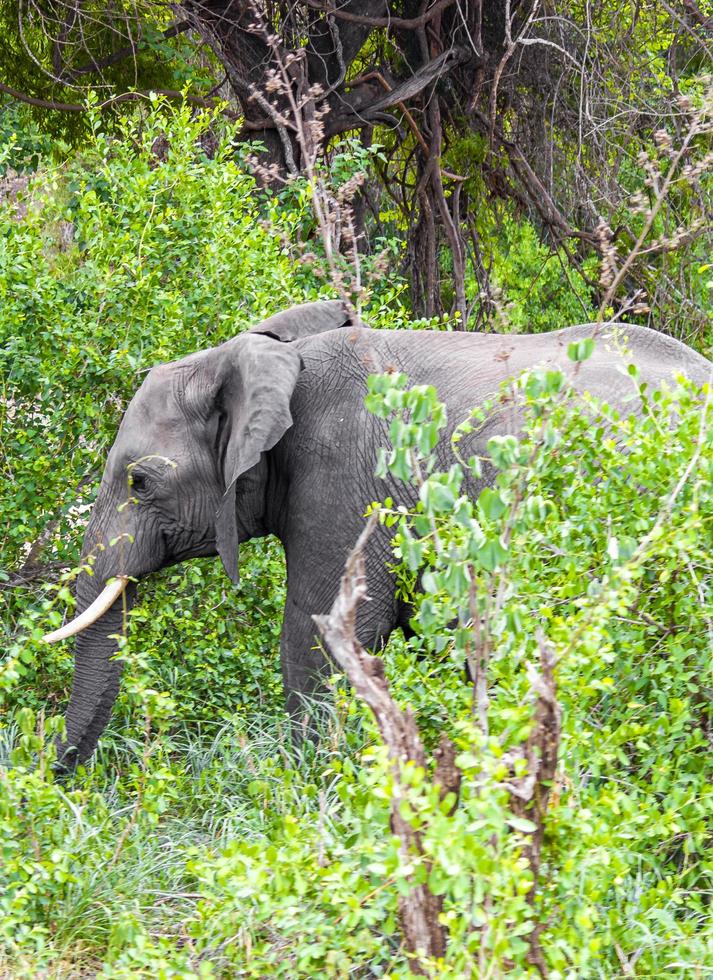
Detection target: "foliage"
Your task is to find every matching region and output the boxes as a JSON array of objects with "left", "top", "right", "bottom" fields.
[
  {"left": 594, "top": 82, "right": 713, "bottom": 347},
  {"left": 1, "top": 102, "right": 712, "bottom": 977},
  {"left": 0, "top": 104, "right": 55, "bottom": 175},
  {"left": 0, "top": 102, "right": 409, "bottom": 973},
  {"left": 3, "top": 1, "right": 712, "bottom": 325},
  {"left": 469, "top": 214, "right": 598, "bottom": 334},
  {"left": 363, "top": 355, "right": 713, "bottom": 975},
  {"left": 0, "top": 0, "right": 202, "bottom": 142}
]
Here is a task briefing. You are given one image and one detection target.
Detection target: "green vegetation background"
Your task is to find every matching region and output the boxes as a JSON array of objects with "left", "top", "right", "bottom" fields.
[{"left": 1, "top": 103, "right": 712, "bottom": 977}]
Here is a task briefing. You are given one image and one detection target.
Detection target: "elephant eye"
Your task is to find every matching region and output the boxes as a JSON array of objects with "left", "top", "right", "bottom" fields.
[{"left": 130, "top": 472, "right": 146, "bottom": 493}]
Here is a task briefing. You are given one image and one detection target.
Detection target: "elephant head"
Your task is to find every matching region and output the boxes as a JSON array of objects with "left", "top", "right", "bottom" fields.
[{"left": 46, "top": 300, "right": 355, "bottom": 769}]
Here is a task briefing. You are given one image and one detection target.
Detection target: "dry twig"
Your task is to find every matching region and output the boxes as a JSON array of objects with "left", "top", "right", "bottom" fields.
[{"left": 314, "top": 514, "right": 460, "bottom": 971}]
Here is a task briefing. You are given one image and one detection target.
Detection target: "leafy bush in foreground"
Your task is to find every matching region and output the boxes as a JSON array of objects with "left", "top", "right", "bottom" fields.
[
  {"left": 364, "top": 357, "right": 713, "bottom": 975},
  {"left": 0, "top": 100, "right": 411, "bottom": 720}
]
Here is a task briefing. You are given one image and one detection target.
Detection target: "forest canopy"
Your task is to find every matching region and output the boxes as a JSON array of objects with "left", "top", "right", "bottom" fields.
[
  {"left": 1, "top": 1, "right": 712, "bottom": 977},
  {"left": 2, "top": 0, "right": 712, "bottom": 324}
]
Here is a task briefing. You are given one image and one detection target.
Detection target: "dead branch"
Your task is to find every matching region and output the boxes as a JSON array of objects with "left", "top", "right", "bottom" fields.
[
  {"left": 332, "top": 46, "right": 471, "bottom": 132},
  {"left": 313, "top": 513, "right": 460, "bottom": 971},
  {"left": 505, "top": 631, "right": 561, "bottom": 978},
  {"left": 682, "top": 0, "right": 713, "bottom": 32},
  {"left": 303, "top": 0, "right": 457, "bottom": 30},
  {"left": 1, "top": 560, "right": 72, "bottom": 590}
]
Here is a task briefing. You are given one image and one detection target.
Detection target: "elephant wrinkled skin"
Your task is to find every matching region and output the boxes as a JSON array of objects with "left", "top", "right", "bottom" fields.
[{"left": 51, "top": 300, "right": 711, "bottom": 768}]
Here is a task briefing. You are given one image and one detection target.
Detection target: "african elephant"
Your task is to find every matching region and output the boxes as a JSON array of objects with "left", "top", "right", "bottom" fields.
[{"left": 45, "top": 300, "right": 711, "bottom": 768}]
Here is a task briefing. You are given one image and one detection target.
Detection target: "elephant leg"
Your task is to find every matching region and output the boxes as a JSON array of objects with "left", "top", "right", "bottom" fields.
[
  {"left": 280, "top": 597, "right": 332, "bottom": 724},
  {"left": 397, "top": 598, "right": 417, "bottom": 639},
  {"left": 280, "top": 575, "right": 398, "bottom": 727}
]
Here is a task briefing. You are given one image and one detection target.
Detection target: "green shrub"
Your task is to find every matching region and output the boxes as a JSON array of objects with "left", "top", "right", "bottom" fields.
[
  {"left": 362, "top": 354, "right": 713, "bottom": 975},
  {"left": 91, "top": 359, "right": 712, "bottom": 978},
  {"left": 485, "top": 216, "right": 598, "bottom": 333},
  {"left": 0, "top": 101, "right": 412, "bottom": 974}
]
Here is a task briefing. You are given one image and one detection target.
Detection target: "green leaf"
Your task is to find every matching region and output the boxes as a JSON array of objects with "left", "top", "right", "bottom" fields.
[
  {"left": 474, "top": 535, "right": 509, "bottom": 571},
  {"left": 478, "top": 487, "right": 507, "bottom": 521},
  {"left": 506, "top": 815, "right": 538, "bottom": 833},
  {"left": 487, "top": 435, "right": 520, "bottom": 469},
  {"left": 568, "top": 337, "right": 595, "bottom": 362},
  {"left": 419, "top": 480, "right": 456, "bottom": 514}
]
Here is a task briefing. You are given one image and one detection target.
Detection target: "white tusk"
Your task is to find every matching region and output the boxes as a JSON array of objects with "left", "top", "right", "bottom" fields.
[{"left": 43, "top": 576, "right": 129, "bottom": 644}]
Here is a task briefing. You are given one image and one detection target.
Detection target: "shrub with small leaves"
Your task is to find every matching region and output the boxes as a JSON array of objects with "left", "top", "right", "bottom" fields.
[{"left": 363, "top": 348, "right": 713, "bottom": 975}]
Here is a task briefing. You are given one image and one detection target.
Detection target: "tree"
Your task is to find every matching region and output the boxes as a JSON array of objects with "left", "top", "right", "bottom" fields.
[{"left": 2, "top": 0, "right": 711, "bottom": 324}]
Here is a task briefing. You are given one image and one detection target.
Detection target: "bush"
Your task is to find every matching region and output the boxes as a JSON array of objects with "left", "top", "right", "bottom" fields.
[
  {"left": 362, "top": 355, "right": 713, "bottom": 975},
  {"left": 0, "top": 101, "right": 413, "bottom": 974},
  {"left": 88, "top": 359, "right": 713, "bottom": 978}
]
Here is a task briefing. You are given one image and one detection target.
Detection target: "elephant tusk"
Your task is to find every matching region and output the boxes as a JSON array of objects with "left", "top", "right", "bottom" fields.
[{"left": 43, "top": 576, "right": 129, "bottom": 644}]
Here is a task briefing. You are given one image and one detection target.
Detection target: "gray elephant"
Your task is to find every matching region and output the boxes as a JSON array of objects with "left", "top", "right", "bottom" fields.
[{"left": 45, "top": 300, "right": 711, "bottom": 768}]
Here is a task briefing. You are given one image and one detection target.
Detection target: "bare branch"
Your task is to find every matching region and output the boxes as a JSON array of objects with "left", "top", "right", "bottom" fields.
[
  {"left": 313, "top": 513, "right": 459, "bottom": 970},
  {"left": 304, "top": 0, "right": 457, "bottom": 30},
  {"left": 682, "top": 0, "right": 713, "bottom": 32},
  {"left": 507, "top": 632, "right": 561, "bottom": 978},
  {"left": 336, "top": 46, "right": 470, "bottom": 127},
  {"left": 71, "top": 20, "right": 192, "bottom": 76},
  {"left": 597, "top": 108, "right": 707, "bottom": 321},
  {"left": 0, "top": 560, "right": 72, "bottom": 591}
]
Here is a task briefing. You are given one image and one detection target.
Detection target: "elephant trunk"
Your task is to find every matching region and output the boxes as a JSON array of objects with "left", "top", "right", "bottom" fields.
[{"left": 56, "top": 570, "right": 137, "bottom": 771}]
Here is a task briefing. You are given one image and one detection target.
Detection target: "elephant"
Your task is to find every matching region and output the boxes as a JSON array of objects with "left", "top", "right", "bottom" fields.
[{"left": 45, "top": 299, "right": 711, "bottom": 768}]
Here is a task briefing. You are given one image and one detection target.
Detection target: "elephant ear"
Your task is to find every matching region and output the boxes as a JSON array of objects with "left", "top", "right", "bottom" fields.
[
  {"left": 248, "top": 299, "right": 357, "bottom": 342},
  {"left": 214, "top": 333, "right": 303, "bottom": 585}
]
